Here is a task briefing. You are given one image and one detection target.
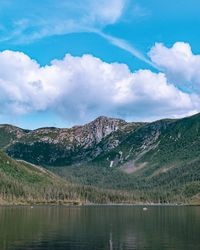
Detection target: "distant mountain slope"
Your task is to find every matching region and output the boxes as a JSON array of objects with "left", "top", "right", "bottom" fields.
[
  {"left": 93, "top": 113, "right": 200, "bottom": 175},
  {"left": 2, "top": 116, "right": 144, "bottom": 166},
  {"left": 0, "top": 124, "right": 29, "bottom": 149}
]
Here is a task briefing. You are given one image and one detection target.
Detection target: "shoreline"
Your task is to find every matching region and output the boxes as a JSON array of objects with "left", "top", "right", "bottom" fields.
[{"left": 0, "top": 202, "right": 199, "bottom": 207}]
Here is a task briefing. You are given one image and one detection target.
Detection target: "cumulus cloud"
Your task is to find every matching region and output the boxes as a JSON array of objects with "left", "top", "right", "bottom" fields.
[
  {"left": 0, "top": 50, "right": 199, "bottom": 123},
  {"left": 149, "top": 42, "right": 200, "bottom": 93}
]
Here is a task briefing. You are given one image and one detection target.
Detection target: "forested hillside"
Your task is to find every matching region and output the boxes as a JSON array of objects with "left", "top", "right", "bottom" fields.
[
  {"left": 0, "top": 113, "right": 200, "bottom": 204},
  {"left": 0, "top": 151, "right": 150, "bottom": 205}
]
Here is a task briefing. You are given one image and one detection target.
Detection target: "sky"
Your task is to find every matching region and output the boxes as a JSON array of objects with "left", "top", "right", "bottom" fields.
[{"left": 0, "top": 0, "right": 200, "bottom": 129}]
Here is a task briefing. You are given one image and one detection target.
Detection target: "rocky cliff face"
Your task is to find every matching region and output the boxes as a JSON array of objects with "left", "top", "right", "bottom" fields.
[
  {"left": 82, "top": 116, "right": 123, "bottom": 141},
  {"left": 1, "top": 116, "right": 141, "bottom": 166},
  {"left": 9, "top": 116, "right": 127, "bottom": 146}
]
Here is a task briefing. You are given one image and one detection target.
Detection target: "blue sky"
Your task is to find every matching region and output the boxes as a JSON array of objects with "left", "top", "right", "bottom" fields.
[{"left": 0, "top": 0, "right": 200, "bottom": 128}]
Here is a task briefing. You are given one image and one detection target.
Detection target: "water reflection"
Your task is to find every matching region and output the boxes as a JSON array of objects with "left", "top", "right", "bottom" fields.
[
  {"left": 0, "top": 206, "right": 199, "bottom": 250},
  {"left": 109, "top": 232, "right": 113, "bottom": 250}
]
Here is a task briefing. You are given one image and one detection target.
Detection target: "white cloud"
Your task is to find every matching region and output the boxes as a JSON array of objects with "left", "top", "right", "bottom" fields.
[
  {"left": 149, "top": 42, "right": 200, "bottom": 93},
  {"left": 1, "top": 0, "right": 127, "bottom": 43},
  {"left": 0, "top": 50, "right": 199, "bottom": 123},
  {"left": 96, "top": 30, "right": 157, "bottom": 68},
  {"left": 0, "top": 0, "right": 153, "bottom": 67},
  {"left": 85, "top": 0, "right": 126, "bottom": 25}
]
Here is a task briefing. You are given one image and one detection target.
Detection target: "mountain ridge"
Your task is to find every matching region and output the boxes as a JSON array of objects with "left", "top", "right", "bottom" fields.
[
  {"left": 1, "top": 116, "right": 144, "bottom": 166},
  {"left": 0, "top": 113, "right": 200, "bottom": 204}
]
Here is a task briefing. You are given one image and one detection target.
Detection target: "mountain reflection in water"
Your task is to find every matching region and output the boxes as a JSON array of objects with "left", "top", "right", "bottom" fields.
[{"left": 0, "top": 206, "right": 200, "bottom": 250}]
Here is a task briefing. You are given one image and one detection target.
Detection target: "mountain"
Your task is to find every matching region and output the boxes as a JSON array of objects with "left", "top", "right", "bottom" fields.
[
  {"left": 0, "top": 114, "right": 200, "bottom": 204},
  {"left": 2, "top": 116, "right": 144, "bottom": 166},
  {"left": 65, "top": 114, "right": 200, "bottom": 202},
  {"left": 63, "top": 114, "right": 200, "bottom": 203}
]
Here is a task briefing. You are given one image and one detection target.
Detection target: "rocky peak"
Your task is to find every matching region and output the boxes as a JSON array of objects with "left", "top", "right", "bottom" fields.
[
  {"left": 84, "top": 116, "right": 127, "bottom": 143},
  {"left": 2, "top": 116, "right": 130, "bottom": 165}
]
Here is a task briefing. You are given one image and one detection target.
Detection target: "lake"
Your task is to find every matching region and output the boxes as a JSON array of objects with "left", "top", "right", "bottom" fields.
[{"left": 0, "top": 206, "right": 199, "bottom": 250}]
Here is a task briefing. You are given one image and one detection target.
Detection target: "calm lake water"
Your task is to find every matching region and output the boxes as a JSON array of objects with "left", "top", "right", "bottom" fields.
[{"left": 0, "top": 206, "right": 199, "bottom": 250}]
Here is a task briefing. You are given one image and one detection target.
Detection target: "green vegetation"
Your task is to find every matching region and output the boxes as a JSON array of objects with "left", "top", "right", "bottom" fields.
[
  {"left": 0, "top": 125, "right": 21, "bottom": 148},
  {"left": 50, "top": 160, "right": 200, "bottom": 204},
  {"left": 0, "top": 114, "right": 200, "bottom": 204},
  {"left": 3, "top": 117, "right": 145, "bottom": 167},
  {"left": 49, "top": 114, "right": 200, "bottom": 204},
  {"left": 0, "top": 151, "right": 157, "bottom": 205},
  {"left": 0, "top": 150, "right": 79, "bottom": 204}
]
